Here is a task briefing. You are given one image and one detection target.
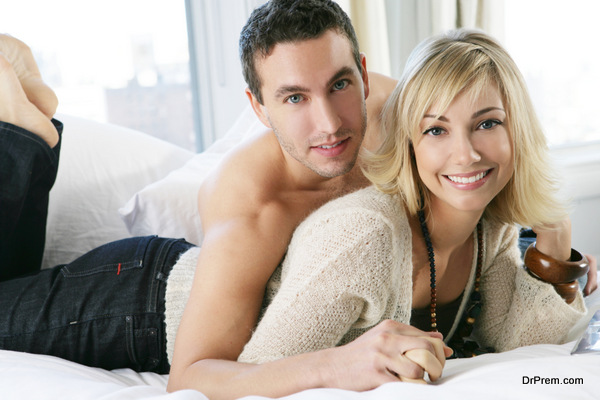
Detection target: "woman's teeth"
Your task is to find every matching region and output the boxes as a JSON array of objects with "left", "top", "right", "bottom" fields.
[{"left": 447, "top": 170, "right": 488, "bottom": 184}]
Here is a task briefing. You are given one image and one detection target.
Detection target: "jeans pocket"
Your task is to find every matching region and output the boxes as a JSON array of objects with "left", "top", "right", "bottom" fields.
[
  {"left": 124, "top": 315, "right": 161, "bottom": 372},
  {"left": 58, "top": 237, "right": 153, "bottom": 278},
  {"left": 61, "top": 259, "right": 142, "bottom": 278}
]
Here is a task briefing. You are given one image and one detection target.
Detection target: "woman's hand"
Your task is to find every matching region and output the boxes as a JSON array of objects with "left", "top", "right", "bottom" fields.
[
  {"left": 532, "top": 218, "right": 599, "bottom": 298},
  {"left": 583, "top": 254, "right": 598, "bottom": 296},
  {"left": 322, "top": 320, "right": 453, "bottom": 391},
  {"left": 532, "top": 218, "right": 571, "bottom": 261}
]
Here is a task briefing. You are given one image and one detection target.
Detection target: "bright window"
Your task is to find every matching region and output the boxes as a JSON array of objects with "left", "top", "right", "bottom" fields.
[
  {"left": 1, "top": 0, "right": 196, "bottom": 150},
  {"left": 503, "top": 0, "right": 600, "bottom": 147}
]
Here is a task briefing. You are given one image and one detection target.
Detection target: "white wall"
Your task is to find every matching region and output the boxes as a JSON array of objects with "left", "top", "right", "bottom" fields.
[{"left": 554, "top": 143, "right": 600, "bottom": 259}]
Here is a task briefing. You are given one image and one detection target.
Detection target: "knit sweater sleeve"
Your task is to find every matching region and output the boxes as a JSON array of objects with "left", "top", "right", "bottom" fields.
[
  {"left": 237, "top": 201, "right": 404, "bottom": 364},
  {"left": 475, "top": 221, "right": 587, "bottom": 351}
]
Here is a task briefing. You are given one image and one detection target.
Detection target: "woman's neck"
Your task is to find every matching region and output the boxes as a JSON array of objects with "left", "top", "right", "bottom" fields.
[{"left": 424, "top": 198, "right": 484, "bottom": 254}]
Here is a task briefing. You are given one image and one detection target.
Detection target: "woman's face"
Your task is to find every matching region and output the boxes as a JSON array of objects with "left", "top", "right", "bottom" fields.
[{"left": 413, "top": 82, "right": 514, "bottom": 215}]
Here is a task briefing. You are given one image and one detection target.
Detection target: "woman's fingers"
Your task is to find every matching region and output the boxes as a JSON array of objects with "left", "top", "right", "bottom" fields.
[
  {"left": 366, "top": 321, "right": 448, "bottom": 382},
  {"left": 400, "top": 376, "right": 427, "bottom": 384},
  {"left": 403, "top": 348, "right": 444, "bottom": 381},
  {"left": 379, "top": 321, "right": 452, "bottom": 366},
  {"left": 584, "top": 254, "right": 598, "bottom": 296}
]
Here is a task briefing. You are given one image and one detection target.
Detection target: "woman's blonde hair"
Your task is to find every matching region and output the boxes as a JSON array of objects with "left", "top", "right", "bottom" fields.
[{"left": 364, "top": 29, "right": 567, "bottom": 227}]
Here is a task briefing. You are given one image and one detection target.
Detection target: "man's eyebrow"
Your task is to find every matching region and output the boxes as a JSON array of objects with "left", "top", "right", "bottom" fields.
[
  {"left": 275, "top": 84, "right": 309, "bottom": 99},
  {"left": 422, "top": 107, "right": 505, "bottom": 122},
  {"left": 326, "top": 66, "right": 355, "bottom": 87},
  {"left": 274, "top": 66, "right": 356, "bottom": 99}
]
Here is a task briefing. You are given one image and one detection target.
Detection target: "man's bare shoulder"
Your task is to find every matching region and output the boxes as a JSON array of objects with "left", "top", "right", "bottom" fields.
[
  {"left": 366, "top": 71, "right": 398, "bottom": 115},
  {"left": 364, "top": 71, "right": 398, "bottom": 152},
  {"left": 198, "top": 130, "right": 288, "bottom": 221}
]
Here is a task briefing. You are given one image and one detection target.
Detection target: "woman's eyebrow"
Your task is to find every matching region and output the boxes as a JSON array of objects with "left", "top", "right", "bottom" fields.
[
  {"left": 422, "top": 114, "right": 448, "bottom": 122},
  {"left": 472, "top": 107, "right": 505, "bottom": 119},
  {"left": 422, "top": 107, "right": 505, "bottom": 122}
]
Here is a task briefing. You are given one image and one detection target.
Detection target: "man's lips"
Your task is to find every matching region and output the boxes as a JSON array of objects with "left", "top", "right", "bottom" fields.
[
  {"left": 311, "top": 138, "right": 350, "bottom": 157},
  {"left": 316, "top": 141, "right": 342, "bottom": 149}
]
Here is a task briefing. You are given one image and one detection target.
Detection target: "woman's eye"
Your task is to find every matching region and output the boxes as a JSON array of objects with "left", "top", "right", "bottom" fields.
[
  {"left": 332, "top": 80, "right": 348, "bottom": 91},
  {"left": 286, "top": 94, "right": 303, "bottom": 104},
  {"left": 479, "top": 119, "right": 501, "bottom": 130},
  {"left": 424, "top": 127, "right": 444, "bottom": 136}
]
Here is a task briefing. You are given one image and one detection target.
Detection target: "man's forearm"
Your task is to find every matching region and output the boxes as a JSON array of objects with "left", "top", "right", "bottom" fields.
[{"left": 167, "top": 351, "right": 329, "bottom": 400}]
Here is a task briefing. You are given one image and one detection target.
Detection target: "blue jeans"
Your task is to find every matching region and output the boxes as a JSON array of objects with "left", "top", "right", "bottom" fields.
[
  {"left": 0, "top": 121, "right": 195, "bottom": 373},
  {"left": 0, "top": 120, "right": 62, "bottom": 281},
  {"left": 0, "top": 235, "right": 194, "bottom": 373}
]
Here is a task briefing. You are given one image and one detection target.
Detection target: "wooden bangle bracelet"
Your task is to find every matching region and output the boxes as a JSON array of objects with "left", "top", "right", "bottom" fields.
[
  {"left": 553, "top": 281, "right": 580, "bottom": 304},
  {"left": 524, "top": 243, "right": 589, "bottom": 284}
]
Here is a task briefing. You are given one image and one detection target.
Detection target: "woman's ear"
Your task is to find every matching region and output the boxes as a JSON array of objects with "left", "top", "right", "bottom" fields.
[{"left": 245, "top": 87, "right": 272, "bottom": 128}]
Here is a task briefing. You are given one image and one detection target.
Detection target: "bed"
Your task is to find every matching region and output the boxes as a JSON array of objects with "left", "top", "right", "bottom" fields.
[{"left": 2, "top": 112, "right": 599, "bottom": 400}]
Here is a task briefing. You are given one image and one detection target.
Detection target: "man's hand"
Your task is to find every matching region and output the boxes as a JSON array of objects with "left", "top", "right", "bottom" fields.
[
  {"left": 324, "top": 320, "right": 452, "bottom": 391},
  {"left": 0, "top": 34, "right": 58, "bottom": 147}
]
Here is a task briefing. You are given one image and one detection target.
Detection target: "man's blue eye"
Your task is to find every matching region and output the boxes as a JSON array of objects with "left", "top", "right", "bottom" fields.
[
  {"left": 333, "top": 80, "right": 348, "bottom": 91},
  {"left": 287, "top": 95, "right": 302, "bottom": 104}
]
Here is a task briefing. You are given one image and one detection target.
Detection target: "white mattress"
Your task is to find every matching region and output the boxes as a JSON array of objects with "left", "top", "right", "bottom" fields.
[
  {"left": 4, "top": 113, "right": 597, "bottom": 400},
  {"left": 2, "top": 340, "right": 599, "bottom": 400}
]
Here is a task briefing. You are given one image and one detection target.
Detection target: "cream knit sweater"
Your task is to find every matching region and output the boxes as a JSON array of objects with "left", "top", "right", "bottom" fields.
[{"left": 164, "top": 186, "right": 587, "bottom": 365}]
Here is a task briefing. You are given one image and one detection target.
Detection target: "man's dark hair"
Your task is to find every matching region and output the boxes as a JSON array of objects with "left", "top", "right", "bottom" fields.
[{"left": 239, "top": 0, "right": 361, "bottom": 104}]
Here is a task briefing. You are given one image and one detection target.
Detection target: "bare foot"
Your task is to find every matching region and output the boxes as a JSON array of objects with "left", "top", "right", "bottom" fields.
[
  {"left": 0, "top": 52, "right": 58, "bottom": 147},
  {"left": 0, "top": 34, "right": 58, "bottom": 119}
]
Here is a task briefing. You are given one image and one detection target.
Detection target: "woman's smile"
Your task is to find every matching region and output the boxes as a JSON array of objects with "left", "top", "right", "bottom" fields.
[
  {"left": 414, "top": 82, "right": 513, "bottom": 214},
  {"left": 444, "top": 168, "right": 493, "bottom": 188}
]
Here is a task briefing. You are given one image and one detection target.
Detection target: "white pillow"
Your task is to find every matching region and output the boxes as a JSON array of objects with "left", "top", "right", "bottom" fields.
[
  {"left": 119, "top": 105, "right": 268, "bottom": 245},
  {"left": 43, "top": 114, "right": 194, "bottom": 269}
]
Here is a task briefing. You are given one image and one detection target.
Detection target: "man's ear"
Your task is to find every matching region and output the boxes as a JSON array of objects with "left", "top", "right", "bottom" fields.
[
  {"left": 360, "top": 53, "right": 370, "bottom": 100},
  {"left": 245, "top": 87, "right": 271, "bottom": 128}
]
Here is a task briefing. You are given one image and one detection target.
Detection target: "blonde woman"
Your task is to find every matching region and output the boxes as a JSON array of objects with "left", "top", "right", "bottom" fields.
[
  {"left": 233, "top": 28, "right": 591, "bottom": 390},
  {"left": 0, "top": 26, "right": 593, "bottom": 398}
]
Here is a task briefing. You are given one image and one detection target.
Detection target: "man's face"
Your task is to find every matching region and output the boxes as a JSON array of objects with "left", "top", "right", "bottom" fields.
[{"left": 251, "top": 30, "right": 369, "bottom": 179}]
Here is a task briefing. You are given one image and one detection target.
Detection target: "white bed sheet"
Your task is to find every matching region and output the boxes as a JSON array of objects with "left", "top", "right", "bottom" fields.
[
  {"left": 2, "top": 340, "right": 599, "bottom": 400},
  {"left": 8, "top": 113, "right": 598, "bottom": 399}
]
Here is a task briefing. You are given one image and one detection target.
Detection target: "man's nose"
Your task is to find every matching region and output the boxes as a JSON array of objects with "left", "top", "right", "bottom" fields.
[{"left": 312, "top": 98, "right": 342, "bottom": 134}]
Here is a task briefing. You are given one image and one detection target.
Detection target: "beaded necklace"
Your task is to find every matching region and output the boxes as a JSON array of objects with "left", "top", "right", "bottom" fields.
[{"left": 417, "top": 210, "right": 492, "bottom": 357}]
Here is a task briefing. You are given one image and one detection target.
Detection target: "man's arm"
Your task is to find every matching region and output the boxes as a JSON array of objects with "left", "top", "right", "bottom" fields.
[
  {"left": 166, "top": 146, "right": 450, "bottom": 399},
  {"left": 166, "top": 143, "right": 305, "bottom": 395}
]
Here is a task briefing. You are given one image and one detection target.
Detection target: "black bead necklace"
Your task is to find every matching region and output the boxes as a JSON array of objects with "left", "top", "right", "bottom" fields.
[{"left": 417, "top": 209, "right": 483, "bottom": 333}]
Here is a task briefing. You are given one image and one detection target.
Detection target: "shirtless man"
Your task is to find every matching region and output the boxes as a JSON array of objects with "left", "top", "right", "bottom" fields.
[
  {"left": 3, "top": 1, "right": 594, "bottom": 399},
  {"left": 167, "top": 2, "right": 454, "bottom": 398},
  {"left": 0, "top": 2, "right": 449, "bottom": 398}
]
